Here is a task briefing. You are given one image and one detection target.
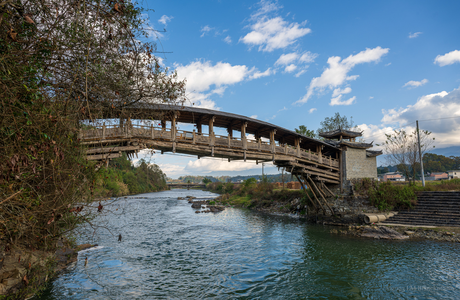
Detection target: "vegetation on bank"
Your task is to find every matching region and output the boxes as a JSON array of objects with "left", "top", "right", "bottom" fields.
[
  {"left": 208, "top": 176, "right": 460, "bottom": 213},
  {"left": 354, "top": 178, "right": 460, "bottom": 211},
  {"left": 93, "top": 153, "right": 167, "bottom": 198},
  {"left": 1, "top": 0, "right": 183, "bottom": 296},
  {"left": 206, "top": 178, "right": 314, "bottom": 214}
]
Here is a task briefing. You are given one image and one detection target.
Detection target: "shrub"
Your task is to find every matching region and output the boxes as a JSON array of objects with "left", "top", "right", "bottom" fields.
[
  {"left": 369, "top": 182, "right": 417, "bottom": 211},
  {"left": 224, "top": 182, "right": 234, "bottom": 194}
]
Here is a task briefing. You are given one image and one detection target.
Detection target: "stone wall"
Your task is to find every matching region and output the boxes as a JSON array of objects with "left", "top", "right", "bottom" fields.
[{"left": 344, "top": 148, "right": 377, "bottom": 180}]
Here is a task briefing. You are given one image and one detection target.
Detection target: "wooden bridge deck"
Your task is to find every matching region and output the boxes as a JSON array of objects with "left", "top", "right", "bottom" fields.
[{"left": 80, "top": 105, "right": 342, "bottom": 186}]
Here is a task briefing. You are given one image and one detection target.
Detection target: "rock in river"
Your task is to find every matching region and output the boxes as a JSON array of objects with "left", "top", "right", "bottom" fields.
[
  {"left": 191, "top": 202, "right": 202, "bottom": 209},
  {"left": 361, "top": 226, "right": 409, "bottom": 240}
]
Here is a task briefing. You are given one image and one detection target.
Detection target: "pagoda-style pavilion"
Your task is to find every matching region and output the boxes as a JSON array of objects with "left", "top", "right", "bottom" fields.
[{"left": 320, "top": 129, "right": 382, "bottom": 189}]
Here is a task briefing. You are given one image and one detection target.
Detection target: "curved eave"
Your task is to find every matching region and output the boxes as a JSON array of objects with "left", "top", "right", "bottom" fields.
[
  {"left": 338, "top": 140, "right": 374, "bottom": 149},
  {"left": 319, "top": 128, "right": 363, "bottom": 139},
  {"left": 366, "top": 150, "right": 383, "bottom": 157}
]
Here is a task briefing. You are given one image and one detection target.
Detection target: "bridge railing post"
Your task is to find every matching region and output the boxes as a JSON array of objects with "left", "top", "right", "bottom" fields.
[
  {"left": 193, "top": 130, "right": 196, "bottom": 144},
  {"left": 102, "top": 123, "right": 106, "bottom": 139}
]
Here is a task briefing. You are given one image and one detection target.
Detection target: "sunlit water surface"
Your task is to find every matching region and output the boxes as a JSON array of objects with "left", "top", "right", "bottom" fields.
[{"left": 36, "top": 189, "right": 460, "bottom": 299}]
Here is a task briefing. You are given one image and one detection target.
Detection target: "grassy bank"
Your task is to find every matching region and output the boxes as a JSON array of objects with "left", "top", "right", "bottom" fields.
[
  {"left": 206, "top": 178, "right": 315, "bottom": 214},
  {"left": 354, "top": 178, "right": 460, "bottom": 211}
]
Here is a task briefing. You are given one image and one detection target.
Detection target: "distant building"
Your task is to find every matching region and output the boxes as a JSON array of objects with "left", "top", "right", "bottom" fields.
[
  {"left": 426, "top": 172, "right": 448, "bottom": 181},
  {"left": 447, "top": 170, "right": 460, "bottom": 179},
  {"left": 382, "top": 172, "right": 405, "bottom": 182}
]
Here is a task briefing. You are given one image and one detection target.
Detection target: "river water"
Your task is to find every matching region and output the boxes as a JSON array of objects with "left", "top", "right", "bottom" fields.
[{"left": 37, "top": 189, "right": 460, "bottom": 299}]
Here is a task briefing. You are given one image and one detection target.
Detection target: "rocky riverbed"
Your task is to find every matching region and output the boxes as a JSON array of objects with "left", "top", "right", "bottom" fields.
[
  {"left": 178, "top": 196, "right": 226, "bottom": 214},
  {"left": 330, "top": 225, "right": 460, "bottom": 242}
]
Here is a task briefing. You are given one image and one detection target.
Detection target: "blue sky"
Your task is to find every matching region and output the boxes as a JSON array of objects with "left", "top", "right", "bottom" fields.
[{"left": 134, "top": 0, "right": 460, "bottom": 178}]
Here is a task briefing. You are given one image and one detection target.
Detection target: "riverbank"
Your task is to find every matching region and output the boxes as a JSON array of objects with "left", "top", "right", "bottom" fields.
[
  {"left": 206, "top": 180, "right": 460, "bottom": 243},
  {"left": 330, "top": 224, "right": 460, "bottom": 242},
  {"left": 0, "top": 241, "right": 97, "bottom": 299}
]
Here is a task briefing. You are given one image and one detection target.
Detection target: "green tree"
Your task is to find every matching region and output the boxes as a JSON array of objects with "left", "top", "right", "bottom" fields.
[
  {"left": 317, "top": 112, "right": 357, "bottom": 136},
  {"left": 295, "top": 125, "right": 317, "bottom": 138}
]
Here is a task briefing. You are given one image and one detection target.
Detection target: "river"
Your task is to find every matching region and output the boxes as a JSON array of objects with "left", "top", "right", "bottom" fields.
[{"left": 36, "top": 189, "right": 460, "bottom": 299}]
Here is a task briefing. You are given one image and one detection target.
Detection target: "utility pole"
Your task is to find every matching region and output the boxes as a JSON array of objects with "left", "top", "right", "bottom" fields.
[{"left": 416, "top": 120, "right": 425, "bottom": 187}]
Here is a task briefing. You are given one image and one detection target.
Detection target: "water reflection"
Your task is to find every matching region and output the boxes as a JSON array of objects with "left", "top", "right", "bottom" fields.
[{"left": 36, "top": 189, "right": 460, "bottom": 299}]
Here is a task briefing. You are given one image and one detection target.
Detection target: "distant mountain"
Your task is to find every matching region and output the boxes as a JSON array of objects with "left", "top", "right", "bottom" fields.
[
  {"left": 431, "top": 146, "right": 460, "bottom": 157},
  {"left": 377, "top": 146, "right": 459, "bottom": 166}
]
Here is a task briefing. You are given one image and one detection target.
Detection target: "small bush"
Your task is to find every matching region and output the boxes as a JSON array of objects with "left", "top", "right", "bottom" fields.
[
  {"left": 224, "top": 182, "right": 234, "bottom": 194},
  {"left": 369, "top": 182, "right": 417, "bottom": 211}
]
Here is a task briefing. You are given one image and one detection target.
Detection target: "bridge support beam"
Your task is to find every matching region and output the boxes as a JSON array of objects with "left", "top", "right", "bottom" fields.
[{"left": 270, "top": 129, "right": 276, "bottom": 154}]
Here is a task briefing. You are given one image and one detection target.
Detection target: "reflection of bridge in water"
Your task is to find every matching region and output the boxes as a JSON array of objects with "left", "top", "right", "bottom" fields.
[{"left": 80, "top": 105, "right": 343, "bottom": 208}]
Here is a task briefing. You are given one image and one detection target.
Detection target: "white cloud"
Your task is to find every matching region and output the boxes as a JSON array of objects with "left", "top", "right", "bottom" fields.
[
  {"left": 408, "top": 32, "right": 422, "bottom": 39},
  {"left": 299, "top": 51, "right": 318, "bottom": 63},
  {"left": 158, "top": 163, "right": 185, "bottom": 178},
  {"left": 434, "top": 50, "right": 460, "bottom": 66},
  {"left": 176, "top": 60, "right": 249, "bottom": 92},
  {"left": 369, "top": 96, "right": 374, "bottom": 99},
  {"left": 175, "top": 60, "right": 274, "bottom": 109},
  {"left": 309, "top": 108, "right": 316, "bottom": 113},
  {"left": 275, "top": 51, "right": 316, "bottom": 76},
  {"left": 275, "top": 52, "right": 299, "bottom": 65},
  {"left": 284, "top": 64, "right": 297, "bottom": 73},
  {"left": 277, "top": 106, "right": 288, "bottom": 112},
  {"left": 357, "top": 123, "right": 395, "bottom": 148},
  {"left": 250, "top": 115, "right": 258, "bottom": 119},
  {"left": 275, "top": 51, "right": 316, "bottom": 65},
  {"left": 381, "top": 87, "right": 460, "bottom": 144},
  {"left": 223, "top": 35, "right": 232, "bottom": 44},
  {"left": 359, "top": 87, "right": 460, "bottom": 149},
  {"left": 240, "top": 1, "right": 311, "bottom": 52},
  {"left": 332, "top": 87, "right": 352, "bottom": 97},
  {"left": 295, "top": 46, "right": 389, "bottom": 105},
  {"left": 200, "top": 25, "right": 213, "bottom": 37},
  {"left": 185, "top": 159, "right": 262, "bottom": 173},
  {"left": 295, "top": 69, "right": 307, "bottom": 77},
  {"left": 330, "top": 95, "right": 356, "bottom": 106},
  {"left": 385, "top": 62, "right": 391, "bottom": 66},
  {"left": 403, "top": 79, "right": 428, "bottom": 89},
  {"left": 249, "top": 67, "right": 275, "bottom": 79},
  {"left": 158, "top": 15, "right": 173, "bottom": 26}
]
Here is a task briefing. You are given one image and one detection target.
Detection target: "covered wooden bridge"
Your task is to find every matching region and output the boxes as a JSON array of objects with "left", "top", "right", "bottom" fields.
[{"left": 80, "top": 104, "right": 343, "bottom": 209}]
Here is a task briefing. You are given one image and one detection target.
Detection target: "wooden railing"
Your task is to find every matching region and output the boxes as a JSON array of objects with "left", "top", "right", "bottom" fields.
[{"left": 80, "top": 124, "right": 339, "bottom": 168}]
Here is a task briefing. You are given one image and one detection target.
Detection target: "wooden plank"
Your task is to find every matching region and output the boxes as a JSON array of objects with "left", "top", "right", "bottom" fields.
[
  {"left": 86, "top": 153, "right": 122, "bottom": 161},
  {"left": 322, "top": 182, "right": 335, "bottom": 197},
  {"left": 303, "top": 177, "right": 325, "bottom": 213},
  {"left": 308, "top": 177, "right": 334, "bottom": 215},
  {"left": 86, "top": 145, "right": 140, "bottom": 154},
  {"left": 294, "top": 174, "right": 317, "bottom": 210}
]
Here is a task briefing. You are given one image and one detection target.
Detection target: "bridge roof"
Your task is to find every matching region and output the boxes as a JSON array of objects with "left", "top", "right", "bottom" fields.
[{"left": 126, "top": 104, "right": 339, "bottom": 153}]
